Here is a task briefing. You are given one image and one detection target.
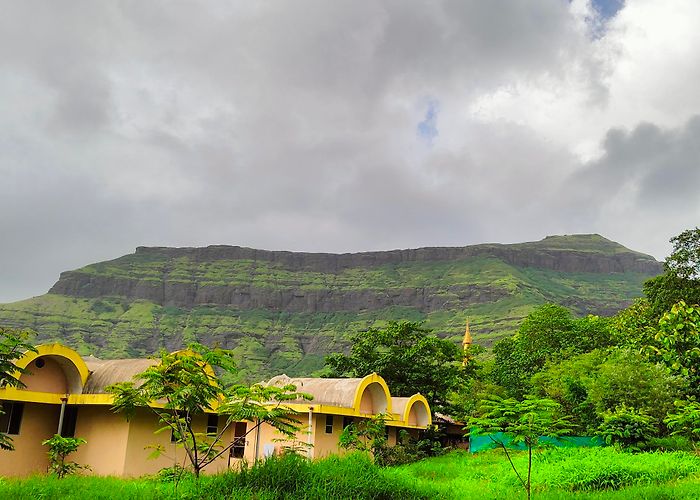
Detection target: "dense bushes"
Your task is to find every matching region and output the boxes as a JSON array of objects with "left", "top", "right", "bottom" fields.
[
  {"left": 595, "top": 406, "right": 657, "bottom": 450},
  {"left": 531, "top": 349, "right": 684, "bottom": 434}
]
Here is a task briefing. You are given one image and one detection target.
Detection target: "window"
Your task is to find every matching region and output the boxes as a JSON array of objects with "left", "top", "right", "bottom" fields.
[
  {"left": 230, "top": 422, "right": 247, "bottom": 459},
  {"left": 324, "top": 414, "right": 334, "bottom": 434},
  {"left": 207, "top": 414, "right": 219, "bottom": 436},
  {"left": 60, "top": 406, "right": 78, "bottom": 438},
  {"left": 342, "top": 416, "right": 354, "bottom": 429},
  {"left": 0, "top": 402, "right": 24, "bottom": 435}
]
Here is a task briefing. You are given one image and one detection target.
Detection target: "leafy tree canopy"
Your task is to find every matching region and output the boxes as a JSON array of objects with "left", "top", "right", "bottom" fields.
[
  {"left": 325, "top": 321, "right": 471, "bottom": 413},
  {"left": 644, "top": 228, "right": 700, "bottom": 317},
  {"left": 492, "top": 305, "right": 612, "bottom": 396},
  {"left": 667, "top": 227, "right": 700, "bottom": 280},
  {"left": 0, "top": 326, "right": 35, "bottom": 391},
  {"left": 650, "top": 301, "right": 700, "bottom": 398},
  {"left": 531, "top": 348, "right": 684, "bottom": 433}
]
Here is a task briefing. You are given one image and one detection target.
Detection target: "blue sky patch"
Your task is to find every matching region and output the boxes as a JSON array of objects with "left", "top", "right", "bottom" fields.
[
  {"left": 417, "top": 99, "right": 439, "bottom": 145},
  {"left": 591, "top": 0, "right": 625, "bottom": 21}
]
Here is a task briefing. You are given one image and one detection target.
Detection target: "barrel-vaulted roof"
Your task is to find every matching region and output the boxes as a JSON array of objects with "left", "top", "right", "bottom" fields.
[{"left": 82, "top": 357, "right": 159, "bottom": 394}]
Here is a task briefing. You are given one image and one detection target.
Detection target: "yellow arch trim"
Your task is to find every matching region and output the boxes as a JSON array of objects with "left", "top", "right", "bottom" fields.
[
  {"left": 352, "top": 373, "right": 393, "bottom": 416},
  {"left": 401, "top": 393, "right": 432, "bottom": 427},
  {"left": 15, "top": 343, "right": 90, "bottom": 388}
]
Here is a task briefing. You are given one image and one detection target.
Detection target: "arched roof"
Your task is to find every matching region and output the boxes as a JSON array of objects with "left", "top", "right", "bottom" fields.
[
  {"left": 266, "top": 373, "right": 393, "bottom": 415},
  {"left": 82, "top": 357, "right": 159, "bottom": 394},
  {"left": 16, "top": 343, "right": 90, "bottom": 393},
  {"left": 391, "top": 394, "right": 432, "bottom": 427}
]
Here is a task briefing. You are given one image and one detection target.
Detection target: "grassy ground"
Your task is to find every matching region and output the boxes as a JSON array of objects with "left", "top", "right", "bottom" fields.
[{"left": 1, "top": 448, "right": 699, "bottom": 499}]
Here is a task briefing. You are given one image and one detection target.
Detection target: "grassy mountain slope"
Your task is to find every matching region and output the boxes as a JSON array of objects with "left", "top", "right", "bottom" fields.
[{"left": 0, "top": 235, "right": 660, "bottom": 382}]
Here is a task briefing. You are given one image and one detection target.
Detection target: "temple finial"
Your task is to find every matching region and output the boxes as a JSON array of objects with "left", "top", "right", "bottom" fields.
[{"left": 463, "top": 319, "right": 472, "bottom": 347}]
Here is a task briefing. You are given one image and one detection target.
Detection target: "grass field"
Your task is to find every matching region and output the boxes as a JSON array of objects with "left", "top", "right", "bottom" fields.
[{"left": 1, "top": 448, "right": 699, "bottom": 499}]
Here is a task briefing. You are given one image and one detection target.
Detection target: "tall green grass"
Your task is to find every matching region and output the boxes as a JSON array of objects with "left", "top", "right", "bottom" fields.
[
  {"left": 1, "top": 448, "right": 699, "bottom": 499},
  {"left": 0, "top": 453, "right": 436, "bottom": 500},
  {"left": 393, "top": 447, "right": 700, "bottom": 499}
]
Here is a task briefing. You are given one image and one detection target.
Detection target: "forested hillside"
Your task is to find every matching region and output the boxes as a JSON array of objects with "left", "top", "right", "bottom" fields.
[{"left": 0, "top": 234, "right": 660, "bottom": 381}]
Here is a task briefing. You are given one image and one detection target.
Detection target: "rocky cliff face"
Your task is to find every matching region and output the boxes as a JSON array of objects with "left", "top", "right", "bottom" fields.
[
  {"left": 49, "top": 276, "right": 508, "bottom": 312},
  {"left": 49, "top": 236, "right": 660, "bottom": 312}
]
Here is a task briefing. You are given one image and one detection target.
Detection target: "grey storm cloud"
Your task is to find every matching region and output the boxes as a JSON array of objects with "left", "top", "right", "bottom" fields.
[
  {"left": 574, "top": 117, "right": 700, "bottom": 209},
  {"left": 561, "top": 116, "right": 700, "bottom": 251},
  {"left": 0, "top": 0, "right": 698, "bottom": 302}
]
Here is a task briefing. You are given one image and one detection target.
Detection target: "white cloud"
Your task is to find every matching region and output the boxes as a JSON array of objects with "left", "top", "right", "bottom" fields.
[{"left": 0, "top": 0, "right": 698, "bottom": 302}]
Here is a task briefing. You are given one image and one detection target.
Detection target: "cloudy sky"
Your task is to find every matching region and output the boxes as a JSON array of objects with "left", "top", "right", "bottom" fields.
[{"left": 1, "top": 0, "right": 699, "bottom": 302}]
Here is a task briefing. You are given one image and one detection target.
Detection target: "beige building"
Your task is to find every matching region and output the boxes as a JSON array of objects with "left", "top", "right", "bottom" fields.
[{"left": 0, "top": 344, "right": 431, "bottom": 477}]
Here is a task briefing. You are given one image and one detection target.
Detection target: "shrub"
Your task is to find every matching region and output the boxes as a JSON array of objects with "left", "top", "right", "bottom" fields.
[
  {"left": 665, "top": 400, "right": 700, "bottom": 444},
  {"left": 42, "top": 435, "right": 88, "bottom": 479},
  {"left": 596, "top": 405, "right": 656, "bottom": 450},
  {"left": 155, "top": 464, "right": 193, "bottom": 483}
]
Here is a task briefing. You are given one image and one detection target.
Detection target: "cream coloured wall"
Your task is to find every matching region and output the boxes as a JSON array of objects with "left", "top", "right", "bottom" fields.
[
  {"left": 0, "top": 403, "right": 59, "bottom": 477},
  {"left": 19, "top": 358, "right": 68, "bottom": 394},
  {"left": 71, "top": 406, "right": 130, "bottom": 476},
  {"left": 122, "top": 409, "right": 236, "bottom": 477},
  {"left": 311, "top": 414, "right": 343, "bottom": 459},
  {"left": 242, "top": 413, "right": 309, "bottom": 462}
]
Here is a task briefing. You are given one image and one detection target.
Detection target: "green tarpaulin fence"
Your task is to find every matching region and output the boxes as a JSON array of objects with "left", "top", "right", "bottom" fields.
[{"left": 469, "top": 432, "right": 603, "bottom": 453}]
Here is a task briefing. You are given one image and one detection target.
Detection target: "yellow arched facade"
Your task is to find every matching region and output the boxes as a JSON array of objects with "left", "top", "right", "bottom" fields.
[
  {"left": 1, "top": 343, "right": 434, "bottom": 477},
  {"left": 9, "top": 343, "right": 91, "bottom": 398},
  {"left": 352, "top": 373, "right": 393, "bottom": 416},
  {"left": 400, "top": 394, "right": 432, "bottom": 427}
]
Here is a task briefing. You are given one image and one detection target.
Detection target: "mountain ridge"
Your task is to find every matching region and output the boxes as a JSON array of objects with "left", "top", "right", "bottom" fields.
[{"left": 0, "top": 234, "right": 661, "bottom": 382}]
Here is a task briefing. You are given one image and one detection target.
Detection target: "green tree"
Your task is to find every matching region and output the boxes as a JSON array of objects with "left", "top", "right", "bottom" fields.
[
  {"left": 325, "top": 321, "right": 469, "bottom": 413},
  {"left": 0, "top": 327, "right": 36, "bottom": 451},
  {"left": 492, "top": 305, "right": 612, "bottom": 396},
  {"left": 650, "top": 301, "right": 700, "bottom": 398},
  {"left": 666, "top": 228, "right": 700, "bottom": 280},
  {"left": 42, "top": 435, "right": 88, "bottom": 478},
  {"left": 610, "top": 299, "right": 657, "bottom": 348},
  {"left": 109, "top": 343, "right": 311, "bottom": 478},
  {"left": 531, "top": 348, "right": 683, "bottom": 433},
  {"left": 644, "top": 228, "right": 700, "bottom": 317},
  {"left": 469, "top": 396, "right": 572, "bottom": 500}
]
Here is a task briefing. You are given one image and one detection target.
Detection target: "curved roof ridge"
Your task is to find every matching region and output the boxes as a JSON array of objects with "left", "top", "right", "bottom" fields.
[{"left": 82, "top": 358, "right": 159, "bottom": 394}]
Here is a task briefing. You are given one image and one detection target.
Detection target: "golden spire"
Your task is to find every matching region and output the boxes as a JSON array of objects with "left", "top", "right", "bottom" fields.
[{"left": 462, "top": 319, "right": 472, "bottom": 347}]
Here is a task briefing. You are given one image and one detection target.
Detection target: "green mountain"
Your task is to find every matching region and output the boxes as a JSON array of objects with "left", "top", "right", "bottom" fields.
[{"left": 0, "top": 234, "right": 660, "bottom": 382}]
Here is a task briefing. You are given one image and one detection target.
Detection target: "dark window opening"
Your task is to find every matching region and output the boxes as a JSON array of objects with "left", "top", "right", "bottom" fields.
[
  {"left": 0, "top": 402, "right": 24, "bottom": 435},
  {"left": 60, "top": 406, "right": 78, "bottom": 438},
  {"left": 231, "top": 422, "right": 247, "bottom": 459},
  {"left": 207, "top": 414, "right": 219, "bottom": 435},
  {"left": 325, "top": 414, "right": 334, "bottom": 434},
  {"left": 343, "top": 416, "right": 354, "bottom": 429}
]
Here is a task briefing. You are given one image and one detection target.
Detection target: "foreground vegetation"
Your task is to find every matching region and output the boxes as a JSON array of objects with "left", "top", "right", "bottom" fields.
[{"left": 1, "top": 448, "right": 699, "bottom": 499}]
